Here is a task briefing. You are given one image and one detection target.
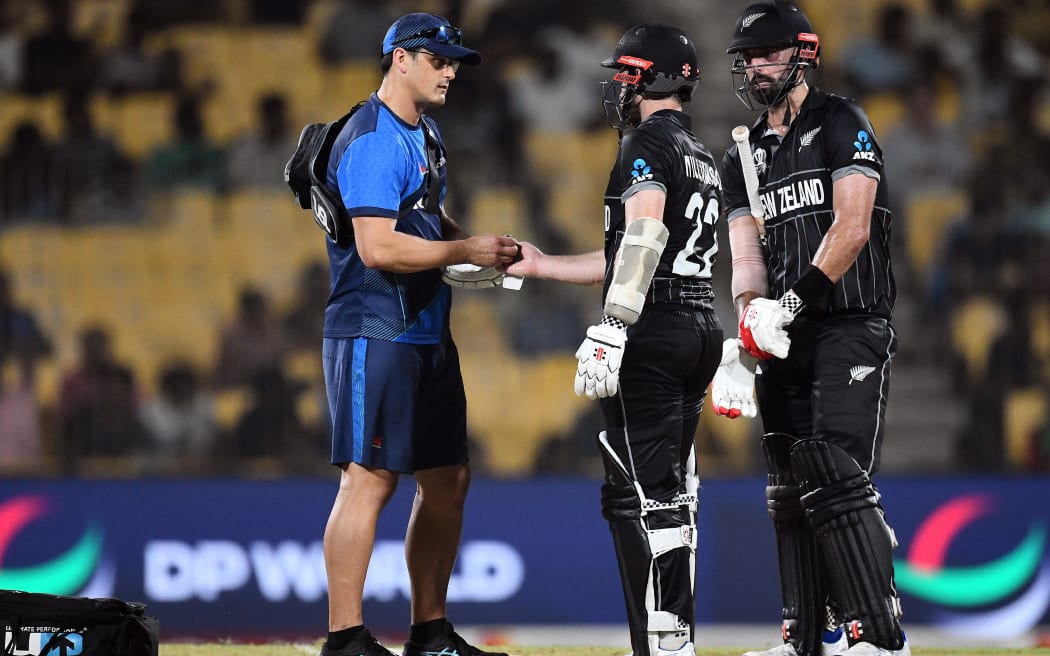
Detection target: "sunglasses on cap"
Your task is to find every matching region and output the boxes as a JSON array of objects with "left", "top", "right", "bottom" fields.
[{"left": 393, "top": 25, "right": 463, "bottom": 47}]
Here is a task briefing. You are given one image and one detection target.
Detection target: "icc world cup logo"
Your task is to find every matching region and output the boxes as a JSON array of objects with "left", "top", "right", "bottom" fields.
[
  {"left": 0, "top": 496, "right": 114, "bottom": 598},
  {"left": 894, "top": 493, "right": 1050, "bottom": 638}
]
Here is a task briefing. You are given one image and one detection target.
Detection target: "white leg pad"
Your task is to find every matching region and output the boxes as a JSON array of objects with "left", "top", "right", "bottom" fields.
[
  {"left": 684, "top": 474, "right": 699, "bottom": 509},
  {"left": 647, "top": 525, "right": 697, "bottom": 559},
  {"left": 599, "top": 431, "right": 699, "bottom": 653}
]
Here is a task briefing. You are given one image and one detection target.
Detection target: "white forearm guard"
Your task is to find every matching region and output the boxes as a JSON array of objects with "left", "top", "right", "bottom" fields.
[{"left": 604, "top": 217, "right": 669, "bottom": 325}]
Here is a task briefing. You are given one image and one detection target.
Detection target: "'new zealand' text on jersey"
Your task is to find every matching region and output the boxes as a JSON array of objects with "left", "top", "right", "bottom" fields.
[
  {"left": 323, "top": 93, "right": 450, "bottom": 344},
  {"left": 604, "top": 109, "right": 723, "bottom": 309},
  {"left": 722, "top": 89, "right": 896, "bottom": 319}
]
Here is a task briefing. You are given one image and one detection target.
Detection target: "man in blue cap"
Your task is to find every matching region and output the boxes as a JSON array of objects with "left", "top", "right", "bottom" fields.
[{"left": 315, "top": 11, "right": 517, "bottom": 656}]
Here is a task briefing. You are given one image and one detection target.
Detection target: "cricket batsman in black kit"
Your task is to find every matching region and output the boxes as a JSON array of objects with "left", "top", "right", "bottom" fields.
[
  {"left": 710, "top": 2, "right": 909, "bottom": 656},
  {"left": 504, "top": 24, "right": 723, "bottom": 656}
]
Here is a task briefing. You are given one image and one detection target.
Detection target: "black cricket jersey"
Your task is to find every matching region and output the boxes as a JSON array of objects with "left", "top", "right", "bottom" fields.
[
  {"left": 722, "top": 89, "right": 896, "bottom": 319},
  {"left": 604, "top": 109, "right": 723, "bottom": 310}
]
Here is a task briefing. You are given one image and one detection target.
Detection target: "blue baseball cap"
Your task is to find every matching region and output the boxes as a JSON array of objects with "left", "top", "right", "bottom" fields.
[{"left": 381, "top": 13, "right": 481, "bottom": 66}]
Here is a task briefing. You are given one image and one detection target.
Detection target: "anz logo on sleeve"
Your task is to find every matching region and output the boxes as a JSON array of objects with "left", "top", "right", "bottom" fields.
[
  {"left": 630, "top": 158, "right": 653, "bottom": 184},
  {"left": 852, "top": 130, "right": 878, "bottom": 162}
]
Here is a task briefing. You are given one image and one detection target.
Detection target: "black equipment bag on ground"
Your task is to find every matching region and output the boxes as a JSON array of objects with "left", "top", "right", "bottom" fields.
[
  {"left": 0, "top": 589, "right": 159, "bottom": 656},
  {"left": 284, "top": 100, "right": 366, "bottom": 246}
]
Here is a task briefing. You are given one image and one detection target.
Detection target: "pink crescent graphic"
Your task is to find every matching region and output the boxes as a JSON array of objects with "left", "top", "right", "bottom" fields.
[
  {"left": 0, "top": 496, "right": 49, "bottom": 567},
  {"left": 908, "top": 494, "right": 992, "bottom": 572}
]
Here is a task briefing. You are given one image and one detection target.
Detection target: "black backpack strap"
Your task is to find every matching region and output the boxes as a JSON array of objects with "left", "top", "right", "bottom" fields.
[
  {"left": 309, "top": 100, "right": 367, "bottom": 187},
  {"left": 284, "top": 99, "right": 365, "bottom": 214},
  {"left": 420, "top": 116, "right": 442, "bottom": 215}
]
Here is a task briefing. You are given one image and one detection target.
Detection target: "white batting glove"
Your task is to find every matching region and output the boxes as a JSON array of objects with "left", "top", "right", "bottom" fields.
[
  {"left": 710, "top": 338, "right": 757, "bottom": 419},
  {"left": 740, "top": 294, "right": 797, "bottom": 359},
  {"left": 574, "top": 316, "right": 627, "bottom": 399},
  {"left": 442, "top": 263, "right": 505, "bottom": 288}
]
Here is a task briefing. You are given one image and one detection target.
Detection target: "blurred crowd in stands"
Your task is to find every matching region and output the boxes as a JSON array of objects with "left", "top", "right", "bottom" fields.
[
  {"left": 828, "top": 0, "right": 1050, "bottom": 473},
  {"left": 0, "top": 0, "right": 1048, "bottom": 478}
]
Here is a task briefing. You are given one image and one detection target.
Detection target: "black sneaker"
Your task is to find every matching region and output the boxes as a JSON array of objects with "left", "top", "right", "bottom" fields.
[
  {"left": 319, "top": 627, "right": 397, "bottom": 656},
  {"left": 402, "top": 619, "right": 508, "bottom": 656}
]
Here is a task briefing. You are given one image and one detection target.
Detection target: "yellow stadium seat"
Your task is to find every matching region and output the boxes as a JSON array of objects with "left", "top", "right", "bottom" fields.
[
  {"left": 327, "top": 62, "right": 381, "bottom": 104},
  {"left": 151, "top": 189, "right": 220, "bottom": 233},
  {"left": 123, "top": 300, "right": 220, "bottom": 386},
  {"left": 862, "top": 92, "right": 905, "bottom": 135},
  {"left": 91, "top": 94, "right": 174, "bottom": 159},
  {"left": 218, "top": 190, "right": 322, "bottom": 296},
  {"left": 32, "top": 360, "right": 62, "bottom": 408},
  {"left": 78, "top": 456, "right": 141, "bottom": 478},
  {"left": 524, "top": 130, "right": 616, "bottom": 252},
  {"left": 224, "top": 190, "right": 303, "bottom": 240},
  {"left": 468, "top": 187, "right": 526, "bottom": 240},
  {"left": 213, "top": 386, "right": 252, "bottom": 429},
  {"left": 243, "top": 28, "right": 324, "bottom": 103},
  {"left": 141, "top": 26, "right": 258, "bottom": 142},
  {"left": 0, "top": 225, "right": 64, "bottom": 281},
  {"left": 801, "top": 0, "right": 962, "bottom": 63},
  {"left": 529, "top": 130, "right": 611, "bottom": 177},
  {"left": 0, "top": 228, "right": 71, "bottom": 348},
  {"left": 145, "top": 26, "right": 237, "bottom": 90},
  {"left": 573, "top": 131, "right": 619, "bottom": 177},
  {"left": 1030, "top": 301, "right": 1050, "bottom": 382},
  {"left": 284, "top": 348, "right": 323, "bottom": 386},
  {"left": 1004, "top": 387, "right": 1047, "bottom": 469},
  {"left": 548, "top": 183, "right": 605, "bottom": 253},
  {"left": 698, "top": 407, "right": 759, "bottom": 475},
  {"left": 450, "top": 298, "right": 504, "bottom": 353},
  {"left": 798, "top": 1, "right": 876, "bottom": 60},
  {"left": 934, "top": 80, "right": 961, "bottom": 125},
  {"left": 0, "top": 93, "right": 64, "bottom": 140},
  {"left": 203, "top": 28, "right": 325, "bottom": 141},
  {"left": 524, "top": 130, "right": 570, "bottom": 178},
  {"left": 72, "top": 0, "right": 131, "bottom": 49},
  {"left": 296, "top": 386, "right": 326, "bottom": 428},
  {"left": 463, "top": 351, "right": 586, "bottom": 476},
  {"left": 303, "top": 0, "right": 342, "bottom": 32},
  {"left": 950, "top": 295, "right": 1007, "bottom": 384},
  {"left": 452, "top": 294, "right": 588, "bottom": 475},
  {"left": 905, "top": 191, "right": 967, "bottom": 277}
]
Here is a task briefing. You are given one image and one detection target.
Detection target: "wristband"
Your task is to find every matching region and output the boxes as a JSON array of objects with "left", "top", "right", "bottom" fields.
[{"left": 786, "top": 264, "right": 833, "bottom": 312}]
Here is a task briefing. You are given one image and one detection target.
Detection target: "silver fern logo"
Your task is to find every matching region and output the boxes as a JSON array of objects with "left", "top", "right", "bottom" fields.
[
  {"left": 849, "top": 365, "right": 876, "bottom": 385},
  {"left": 799, "top": 126, "right": 822, "bottom": 150},
  {"left": 742, "top": 12, "right": 767, "bottom": 28}
]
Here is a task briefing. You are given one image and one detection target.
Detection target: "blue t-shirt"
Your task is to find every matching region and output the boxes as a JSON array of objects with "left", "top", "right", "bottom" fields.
[{"left": 323, "top": 93, "right": 450, "bottom": 344}]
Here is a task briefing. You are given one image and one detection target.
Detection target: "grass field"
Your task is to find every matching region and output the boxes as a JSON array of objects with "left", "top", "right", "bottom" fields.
[{"left": 159, "top": 646, "right": 1044, "bottom": 656}]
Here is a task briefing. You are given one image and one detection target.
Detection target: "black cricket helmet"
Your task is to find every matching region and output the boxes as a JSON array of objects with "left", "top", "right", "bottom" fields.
[
  {"left": 600, "top": 23, "right": 701, "bottom": 129},
  {"left": 726, "top": 1, "right": 819, "bottom": 110}
]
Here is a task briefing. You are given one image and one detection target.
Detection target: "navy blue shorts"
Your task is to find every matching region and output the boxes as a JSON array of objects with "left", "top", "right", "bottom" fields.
[{"left": 322, "top": 337, "right": 468, "bottom": 473}]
